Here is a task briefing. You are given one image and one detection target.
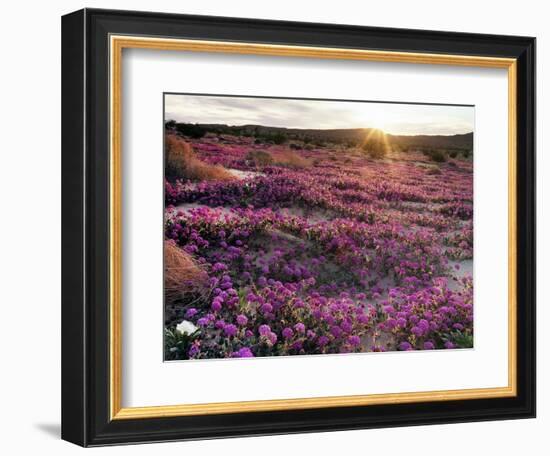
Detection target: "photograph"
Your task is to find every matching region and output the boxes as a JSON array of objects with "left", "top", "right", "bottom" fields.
[{"left": 163, "top": 94, "right": 475, "bottom": 360}]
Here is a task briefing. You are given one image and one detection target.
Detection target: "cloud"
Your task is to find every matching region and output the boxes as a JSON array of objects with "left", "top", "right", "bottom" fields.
[{"left": 164, "top": 94, "right": 474, "bottom": 136}]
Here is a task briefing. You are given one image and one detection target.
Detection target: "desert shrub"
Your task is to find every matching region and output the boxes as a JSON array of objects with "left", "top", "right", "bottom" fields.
[
  {"left": 431, "top": 151, "right": 447, "bottom": 162},
  {"left": 164, "top": 240, "right": 207, "bottom": 305},
  {"left": 256, "top": 132, "right": 287, "bottom": 144},
  {"left": 273, "top": 150, "right": 311, "bottom": 168},
  {"left": 165, "top": 119, "right": 176, "bottom": 129},
  {"left": 246, "top": 149, "right": 274, "bottom": 167},
  {"left": 449, "top": 150, "right": 458, "bottom": 158},
  {"left": 272, "top": 132, "right": 287, "bottom": 145},
  {"left": 365, "top": 147, "right": 386, "bottom": 160},
  {"left": 425, "top": 149, "right": 447, "bottom": 163},
  {"left": 175, "top": 123, "right": 207, "bottom": 139},
  {"left": 165, "top": 134, "right": 235, "bottom": 181},
  {"left": 165, "top": 134, "right": 191, "bottom": 178},
  {"left": 462, "top": 149, "right": 472, "bottom": 159},
  {"left": 246, "top": 148, "right": 311, "bottom": 169},
  {"left": 362, "top": 136, "right": 387, "bottom": 159},
  {"left": 289, "top": 143, "right": 301, "bottom": 150}
]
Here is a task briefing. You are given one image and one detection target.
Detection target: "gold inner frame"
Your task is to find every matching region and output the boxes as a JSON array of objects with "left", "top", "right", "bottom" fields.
[{"left": 109, "top": 35, "right": 517, "bottom": 420}]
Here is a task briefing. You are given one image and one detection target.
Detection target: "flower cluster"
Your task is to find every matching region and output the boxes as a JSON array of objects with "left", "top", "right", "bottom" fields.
[
  {"left": 377, "top": 276, "right": 473, "bottom": 350},
  {"left": 177, "top": 279, "right": 378, "bottom": 359},
  {"left": 164, "top": 132, "right": 474, "bottom": 359}
]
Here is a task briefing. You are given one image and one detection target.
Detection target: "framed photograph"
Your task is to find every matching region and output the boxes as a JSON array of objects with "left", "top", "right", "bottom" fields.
[{"left": 61, "top": 8, "right": 536, "bottom": 446}]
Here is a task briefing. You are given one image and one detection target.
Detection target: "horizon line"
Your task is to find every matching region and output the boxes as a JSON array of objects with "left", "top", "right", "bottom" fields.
[{"left": 165, "top": 120, "right": 474, "bottom": 138}]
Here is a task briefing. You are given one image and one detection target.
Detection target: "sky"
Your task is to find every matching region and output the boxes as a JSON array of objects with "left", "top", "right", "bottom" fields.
[{"left": 164, "top": 94, "right": 474, "bottom": 136}]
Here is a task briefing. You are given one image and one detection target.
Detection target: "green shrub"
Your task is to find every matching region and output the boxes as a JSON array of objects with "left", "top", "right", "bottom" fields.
[
  {"left": 361, "top": 131, "right": 389, "bottom": 159},
  {"left": 175, "top": 123, "right": 207, "bottom": 139},
  {"left": 425, "top": 149, "right": 447, "bottom": 163},
  {"left": 362, "top": 139, "right": 386, "bottom": 159},
  {"left": 272, "top": 132, "right": 287, "bottom": 145}
]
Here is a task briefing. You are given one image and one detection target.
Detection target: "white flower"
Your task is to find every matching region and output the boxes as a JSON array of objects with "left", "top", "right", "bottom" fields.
[{"left": 176, "top": 320, "right": 198, "bottom": 336}]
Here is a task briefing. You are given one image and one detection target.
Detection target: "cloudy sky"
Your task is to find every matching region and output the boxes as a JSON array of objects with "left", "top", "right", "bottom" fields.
[{"left": 165, "top": 94, "right": 474, "bottom": 136}]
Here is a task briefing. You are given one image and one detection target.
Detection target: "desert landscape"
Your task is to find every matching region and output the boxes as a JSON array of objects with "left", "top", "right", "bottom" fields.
[{"left": 163, "top": 97, "right": 473, "bottom": 360}]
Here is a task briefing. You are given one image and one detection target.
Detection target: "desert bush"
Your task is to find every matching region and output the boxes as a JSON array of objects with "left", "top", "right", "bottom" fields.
[
  {"left": 256, "top": 132, "right": 287, "bottom": 144},
  {"left": 431, "top": 150, "right": 447, "bottom": 162},
  {"left": 424, "top": 149, "right": 447, "bottom": 163},
  {"left": 164, "top": 240, "right": 207, "bottom": 305},
  {"left": 175, "top": 123, "right": 207, "bottom": 139},
  {"left": 449, "top": 150, "right": 458, "bottom": 158},
  {"left": 273, "top": 150, "right": 311, "bottom": 168},
  {"left": 365, "top": 147, "right": 386, "bottom": 160},
  {"left": 272, "top": 132, "right": 287, "bottom": 145},
  {"left": 165, "top": 134, "right": 235, "bottom": 181},
  {"left": 165, "top": 134, "right": 191, "bottom": 178},
  {"left": 246, "top": 149, "right": 274, "bottom": 167},
  {"left": 361, "top": 135, "right": 387, "bottom": 159}
]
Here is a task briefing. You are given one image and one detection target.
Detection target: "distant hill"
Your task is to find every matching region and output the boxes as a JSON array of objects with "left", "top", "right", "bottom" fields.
[
  {"left": 168, "top": 122, "right": 473, "bottom": 151},
  {"left": 389, "top": 132, "right": 473, "bottom": 150}
]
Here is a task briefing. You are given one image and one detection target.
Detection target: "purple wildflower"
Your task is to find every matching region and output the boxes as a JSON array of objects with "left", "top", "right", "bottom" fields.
[
  {"left": 294, "top": 322, "right": 306, "bottom": 333},
  {"left": 184, "top": 308, "right": 198, "bottom": 319},
  {"left": 258, "top": 324, "right": 271, "bottom": 336},
  {"left": 282, "top": 327, "right": 294, "bottom": 339},
  {"left": 236, "top": 314, "right": 248, "bottom": 326},
  {"left": 224, "top": 324, "right": 238, "bottom": 337}
]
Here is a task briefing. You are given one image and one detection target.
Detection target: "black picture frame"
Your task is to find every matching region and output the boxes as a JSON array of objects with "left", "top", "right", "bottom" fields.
[{"left": 62, "top": 8, "right": 536, "bottom": 447}]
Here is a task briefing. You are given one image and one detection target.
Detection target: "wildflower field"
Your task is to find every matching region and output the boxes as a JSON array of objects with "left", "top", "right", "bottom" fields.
[{"left": 164, "top": 119, "right": 474, "bottom": 360}]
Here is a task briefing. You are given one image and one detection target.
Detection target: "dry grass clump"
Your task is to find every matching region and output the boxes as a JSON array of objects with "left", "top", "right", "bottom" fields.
[
  {"left": 246, "top": 148, "right": 311, "bottom": 169},
  {"left": 273, "top": 149, "right": 311, "bottom": 168},
  {"left": 246, "top": 149, "right": 274, "bottom": 167},
  {"left": 165, "top": 134, "right": 235, "bottom": 181},
  {"left": 164, "top": 241, "right": 207, "bottom": 304}
]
